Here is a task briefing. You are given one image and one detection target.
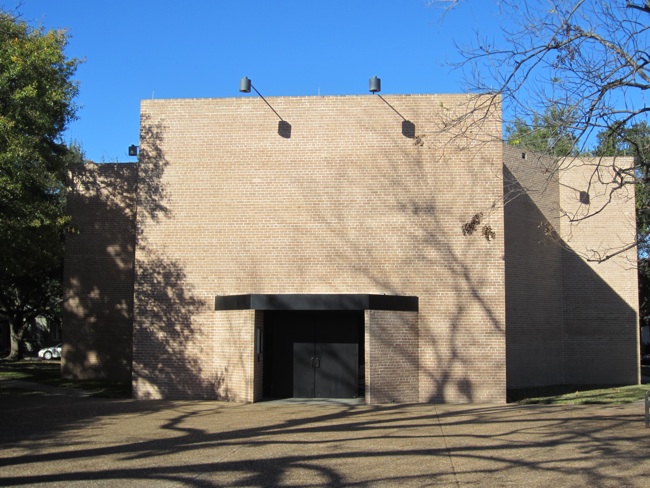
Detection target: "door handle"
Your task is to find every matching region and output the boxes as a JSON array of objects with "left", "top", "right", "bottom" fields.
[{"left": 311, "top": 357, "right": 320, "bottom": 368}]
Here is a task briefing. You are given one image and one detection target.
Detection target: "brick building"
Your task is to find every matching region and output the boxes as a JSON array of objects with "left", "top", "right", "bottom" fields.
[{"left": 62, "top": 94, "right": 640, "bottom": 403}]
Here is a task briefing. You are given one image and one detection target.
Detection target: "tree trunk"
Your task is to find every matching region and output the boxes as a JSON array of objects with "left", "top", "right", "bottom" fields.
[{"left": 7, "top": 314, "right": 27, "bottom": 361}]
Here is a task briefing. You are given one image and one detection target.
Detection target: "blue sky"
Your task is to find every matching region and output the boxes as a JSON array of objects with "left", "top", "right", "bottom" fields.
[{"left": 5, "top": 0, "right": 502, "bottom": 162}]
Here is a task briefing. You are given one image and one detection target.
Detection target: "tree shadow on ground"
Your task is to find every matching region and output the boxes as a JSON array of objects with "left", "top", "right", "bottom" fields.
[{"left": 0, "top": 398, "right": 648, "bottom": 486}]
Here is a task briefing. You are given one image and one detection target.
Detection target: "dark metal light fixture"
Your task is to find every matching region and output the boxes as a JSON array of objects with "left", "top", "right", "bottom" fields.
[
  {"left": 369, "top": 77, "right": 416, "bottom": 139},
  {"left": 239, "top": 76, "right": 252, "bottom": 93},
  {"left": 128, "top": 145, "right": 138, "bottom": 156},
  {"left": 239, "top": 77, "right": 291, "bottom": 138},
  {"left": 369, "top": 76, "right": 381, "bottom": 93},
  {"left": 239, "top": 76, "right": 283, "bottom": 120}
]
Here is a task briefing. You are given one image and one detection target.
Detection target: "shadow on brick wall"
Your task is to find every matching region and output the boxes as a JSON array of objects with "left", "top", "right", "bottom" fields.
[
  {"left": 131, "top": 115, "right": 213, "bottom": 399},
  {"left": 503, "top": 164, "right": 638, "bottom": 388},
  {"left": 136, "top": 115, "right": 171, "bottom": 227},
  {"left": 63, "top": 163, "right": 138, "bottom": 381},
  {"left": 404, "top": 139, "right": 504, "bottom": 403},
  {"left": 301, "top": 108, "right": 506, "bottom": 403},
  {"left": 131, "top": 246, "right": 210, "bottom": 398},
  {"left": 64, "top": 116, "right": 214, "bottom": 397}
]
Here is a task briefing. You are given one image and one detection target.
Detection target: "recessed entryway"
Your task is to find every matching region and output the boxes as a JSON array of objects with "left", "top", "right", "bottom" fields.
[{"left": 263, "top": 310, "right": 364, "bottom": 400}]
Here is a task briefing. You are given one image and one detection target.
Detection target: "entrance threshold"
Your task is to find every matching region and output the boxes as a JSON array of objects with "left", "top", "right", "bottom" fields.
[{"left": 262, "top": 398, "right": 365, "bottom": 406}]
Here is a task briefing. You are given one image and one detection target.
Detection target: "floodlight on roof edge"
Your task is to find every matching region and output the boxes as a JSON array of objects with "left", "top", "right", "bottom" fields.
[
  {"left": 239, "top": 77, "right": 284, "bottom": 121},
  {"left": 240, "top": 77, "right": 252, "bottom": 93},
  {"left": 368, "top": 76, "right": 416, "bottom": 139},
  {"left": 369, "top": 76, "right": 381, "bottom": 93}
]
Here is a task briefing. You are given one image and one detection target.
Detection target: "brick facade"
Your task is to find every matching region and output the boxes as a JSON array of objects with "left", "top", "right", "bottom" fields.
[
  {"left": 365, "top": 310, "right": 419, "bottom": 404},
  {"left": 62, "top": 163, "right": 137, "bottom": 381},
  {"left": 62, "top": 94, "right": 639, "bottom": 403},
  {"left": 558, "top": 154, "right": 639, "bottom": 384},
  {"left": 504, "top": 146, "right": 639, "bottom": 387},
  {"left": 131, "top": 94, "right": 506, "bottom": 403}
]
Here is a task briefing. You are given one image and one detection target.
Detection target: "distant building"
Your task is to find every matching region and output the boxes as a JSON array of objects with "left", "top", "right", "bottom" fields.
[{"left": 62, "top": 94, "right": 640, "bottom": 402}]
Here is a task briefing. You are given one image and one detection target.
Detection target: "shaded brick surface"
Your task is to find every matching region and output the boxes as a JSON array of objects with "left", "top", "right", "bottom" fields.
[
  {"left": 504, "top": 146, "right": 639, "bottom": 387},
  {"left": 62, "top": 163, "right": 137, "bottom": 381}
]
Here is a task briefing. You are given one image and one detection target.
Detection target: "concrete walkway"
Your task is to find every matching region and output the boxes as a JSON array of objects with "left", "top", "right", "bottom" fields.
[{"left": 1, "top": 394, "right": 649, "bottom": 487}]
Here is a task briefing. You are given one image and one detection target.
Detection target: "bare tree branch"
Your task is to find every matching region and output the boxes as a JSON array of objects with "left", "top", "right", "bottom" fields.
[{"left": 434, "top": 0, "right": 650, "bottom": 263}]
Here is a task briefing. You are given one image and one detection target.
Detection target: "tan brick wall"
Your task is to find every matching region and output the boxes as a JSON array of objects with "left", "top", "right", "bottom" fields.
[
  {"left": 62, "top": 163, "right": 137, "bottom": 381},
  {"left": 133, "top": 94, "right": 506, "bottom": 403},
  {"left": 504, "top": 146, "right": 639, "bottom": 387},
  {"left": 131, "top": 242, "right": 215, "bottom": 399},
  {"left": 559, "top": 156, "right": 639, "bottom": 384},
  {"left": 365, "top": 310, "right": 419, "bottom": 404},
  {"left": 65, "top": 99, "right": 640, "bottom": 399},
  {"left": 212, "top": 309, "right": 256, "bottom": 402},
  {"left": 503, "top": 147, "right": 566, "bottom": 387}
]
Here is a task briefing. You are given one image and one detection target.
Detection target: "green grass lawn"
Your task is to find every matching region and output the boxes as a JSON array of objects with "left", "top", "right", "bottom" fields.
[
  {"left": 508, "top": 383, "right": 650, "bottom": 405},
  {"left": 0, "top": 359, "right": 131, "bottom": 398},
  {"left": 0, "top": 358, "right": 61, "bottom": 381},
  {"left": 2, "top": 359, "right": 649, "bottom": 404}
]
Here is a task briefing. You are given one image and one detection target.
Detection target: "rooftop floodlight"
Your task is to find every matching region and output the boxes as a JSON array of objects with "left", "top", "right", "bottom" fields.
[
  {"left": 369, "top": 79, "right": 416, "bottom": 139},
  {"left": 238, "top": 77, "right": 291, "bottom": 138},
  {"left": 238, "top": 76, "right": 284, "bottom": 121},
  {"left": 369, "top": 76, "right": 381, "bottom": 93},
  {"left": 239, "top": 76, "right": 252, "bottom": 93}
]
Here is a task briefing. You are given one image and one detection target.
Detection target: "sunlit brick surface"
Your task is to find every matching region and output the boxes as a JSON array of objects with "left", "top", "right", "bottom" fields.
[
  {"left": 132, "top": 95, "right": 506, "bottom": 402},
  {"left": 64, "top": 95, "right": 639, "bottom": 403}
]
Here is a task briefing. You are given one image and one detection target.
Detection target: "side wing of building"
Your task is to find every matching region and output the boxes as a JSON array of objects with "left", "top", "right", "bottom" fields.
[
  {"left": 504, "top": 146, "right": 639, "bottom": 387},
  {"left": 62, "top": 163, "right": 137, "bottom": 381}
]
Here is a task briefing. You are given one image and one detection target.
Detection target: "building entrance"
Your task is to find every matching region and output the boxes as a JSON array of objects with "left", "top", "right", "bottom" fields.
[{"left": 263, "top": 310, "right": 363, "bottom": 399}]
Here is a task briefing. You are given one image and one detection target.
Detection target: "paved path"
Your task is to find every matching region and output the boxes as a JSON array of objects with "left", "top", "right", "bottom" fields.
[{"left": 1, "top": 395, "right": 649, "bottom": 487}]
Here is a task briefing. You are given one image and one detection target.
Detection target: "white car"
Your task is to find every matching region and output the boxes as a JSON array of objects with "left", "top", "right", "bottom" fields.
[{"left": 38, "top": 343, "right": 62, "bottom": 360}]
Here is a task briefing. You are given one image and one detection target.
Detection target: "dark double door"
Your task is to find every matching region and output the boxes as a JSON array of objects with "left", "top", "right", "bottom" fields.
[
  {"left": 264, "top": 311, "right": 362, "bottom": 399},
  {"left": 293, "top": 337, "right": 358, "bottom": 398}
]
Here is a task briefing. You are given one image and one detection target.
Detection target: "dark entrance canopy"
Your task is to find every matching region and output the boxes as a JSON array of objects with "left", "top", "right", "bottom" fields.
[{"left": 214, "top": 294, "right": 419, "bottom": 312}]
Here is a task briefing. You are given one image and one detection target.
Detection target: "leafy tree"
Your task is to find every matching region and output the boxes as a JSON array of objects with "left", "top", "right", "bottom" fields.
[
  {"left": 506, "top": 106, "right": 577, "bottom": 157},
  {"left": 593, "top": 122, "right": 650, "bottom": 335},
  {"left": 0, "top": 11, "right": 79, "bottom": 359},
  {"left": 594, "top": 122, "right": 650, "bottom": 253}
]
